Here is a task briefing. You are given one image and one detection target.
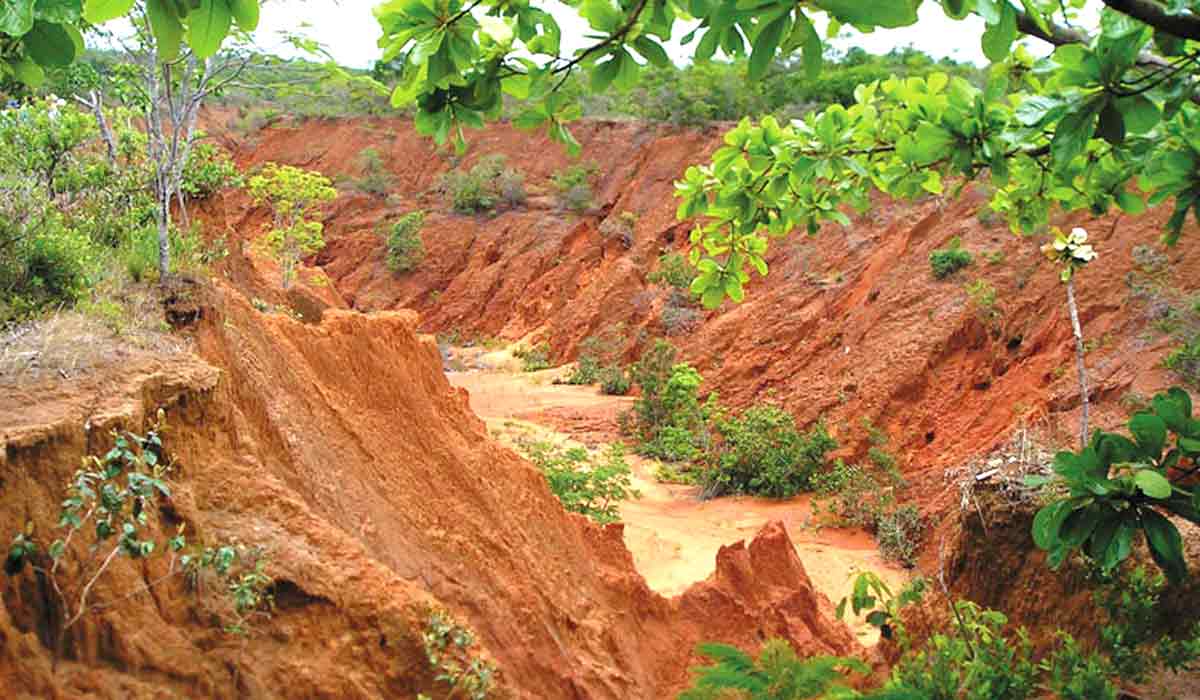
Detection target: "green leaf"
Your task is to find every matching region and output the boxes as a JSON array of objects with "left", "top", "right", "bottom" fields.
[
  {"left": 1032, "top": 500, "right": 1072, "bottom": 550},
  {"left": 10, "top": 56, "right": 45, "bottom": 86},
  {"left": 1104, "top": 523, "right": 1135, "bottom": 571},
  {"left": 1060, "top": 504, "right": 1102, "bottom": 548},
  {"left": 0, "top": 0, "right": 35, "bottom": 36},
  {"left": 83, "top": 0, "right": 133, "bottom": 24},
  {"left": 1115, "top": 189, "right": 1145, "bottom": 215},
  {"left": 1129, "top": 413, "right": 1167, "bottom": 461},
  {"left": 701, "top": 284, "right": 724, "bottom": 309},
  {"left": 1134, "top": 469, "right": 1172, "bottom": 500},
  {"left": 1142, "top": 508, "right": 1186, "bottom": 583},
  {"left": 1097, "top": 99, "right": 1125, "bottom": 145},
  {"left": 229, "top": 0, "right": 258, "bottom": 31},
  {"left": 814, "top": 0, "right": 917, "bottom": 28},
  {"left": 591, "top": 52, "right": 621, "bottom": 92},
  {"left": 748, "top": 13, "right": 786, "bottom": 81},
  {"left": 1051, "top": 98, "right": 1101, "bottom": 168},
  {"left": 22, "top": 20, "right": 75, "bottom": 66},
  {"left": 632, "top": 36, "right": 669, "bottom": 68},
  {"left": 186, "top": 0, "right": 232, "bottom": 60},
  {"left": 1117, "top": 94, "right": 1160, "bottom": 134},
  {"left": 146, "top": 0, "right": 183, "bottom": 62},
  {"left": 1154, "top": 391, "right": 1190, "bottom": 433},
  {"left": 981, "top": 1, "right": 1017, "bottom": 63},
  {"left": 33, "top": 0, "right": 82, "bottom": 24}
]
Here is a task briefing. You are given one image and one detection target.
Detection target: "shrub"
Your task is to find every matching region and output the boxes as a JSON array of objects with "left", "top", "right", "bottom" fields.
[
  {"left": 630, "top": 358, "right": 715, "bottom": 462},
  {"left": 4, "top": 413, "right": 274, "bottom": 642},
  {"left": 551, "top": 162, "right": 597, "bottom": 211},
  {"left": 0, "top": 212, "right": 94, "bottom": 321},
  {"left": 353, "top": 147, "right": 392, "bottom": 196},
  {"left": 647, "top": 252, "right": 693, "bottom": 290},
  {"left": 628, "top": 340, "right": 679, "bottom": 427},
  {"left": 441, "top": 154, "right": 524, "bottom": 214},
  {"left": 678, "top": 639, "right": 867, "bottom": 700},
  {"left": 516, "top": 441, "right": 638, "bottom": 524},
  {"left": 599, "top": 364, "right": 631, "bottom": 395},
  {"left": 180, "top": 141, "right": 242, "bottom": 198},
  {"left": 563, "top": 355, "right": 601, "bottom": 385},
  {"left": 385, "top": 211, "right": 426, "bottom": 273},
  {"left": 1097, "top": 566, "right": 1200, "bottom": 683},
  {"left": 661, "top": 302, "right": 701, "bottom": 336},
  {"left": 496, "top": 167, "right": 526, "bottom": 207},
  {"left": 420, "top": 609, "right": 497, "bottom": 700},
  {"left": 929, "top": 237, "right": 972, "bottom": 279},
  {"left": 1165, "top": 334, "right": 1200, "bottom": 386},
  {"left": 876, "top": 504, "right": 924, "bottom": 567},
  {"left": 812, "top": 460, "right": 888, "bottom": 529},
  {"left": 701, "top": 406, "right": 837, "bottom": 498},
  {"left": 599, "top": 210, "right": 637, "bottom": 248},
  {"left": 514, "top": 342, "right": 552, "bottom": 371}
]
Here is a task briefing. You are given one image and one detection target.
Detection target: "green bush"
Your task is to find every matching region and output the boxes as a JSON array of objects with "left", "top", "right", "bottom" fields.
[
  {"left": 385, "top": 211, "right": 426, "bottom": 272},
  {"left": 627, "top": 339, "right": 679, "bottom": 429},
  {"left": 551, "top": 162, "right": 597, "bottom": 211},
  {"left": 678, "top": 639, "right": 866, "bottom": 700},
  {"left": 516, "top": 441, "right": 638, "bottom": 524},
  {"left": 440, "top": 154, "right": 524, "bottom": 214},
  {"left": 563, "top": 325, "right": 627, "bottom": 388},
  {"left": 701, "top": 405, "right": 837, "bottom": 498},
  {"left": 929, "top": 237, "right": 972, "bottom": 279},
  {"left": 1097, "top": 566, "right": 1200, "bottom": 683},
  {"left": 352, "top": 147, "right": 393, "bottom": 196},
  {"left": 647, "top": 252, "right": 693, "bottom": 290},
  {"left": 598, "top": 364, "right": 630, "bottom": 395},
  {"left": 515, "top": 342, "right": 552, "bottom": 371},
  {"left": 0, "top": 209, "right": 95, "bottom": 321},
  {"left": 1165, "top": 334, "right": 1200, "bottom": 386},
  {"left": 876, "top": 504, "right": 924, "bottom": 567},
  {"left": 180, "top": 141, "right": 242, "bottom": 198},
  {"left": 563, "top": 355, "right": 601, "bottom": 385}
]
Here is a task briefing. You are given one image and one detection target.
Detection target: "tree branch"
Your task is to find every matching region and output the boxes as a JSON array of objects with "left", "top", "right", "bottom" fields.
[{"left": 1101, "top": 0, "right": 1200, "bottom": 41}]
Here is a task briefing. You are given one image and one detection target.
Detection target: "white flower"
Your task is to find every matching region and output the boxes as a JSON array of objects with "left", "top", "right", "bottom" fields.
[
  {"left": 1053, "top": 238, "right": 1068, "bottom": 251},
  {"left": 1069, "top": 227, "right": 1089, "bottom": 244},
  {"left": 1073, "top": 244, "right": 1097, "bottom": 262}
]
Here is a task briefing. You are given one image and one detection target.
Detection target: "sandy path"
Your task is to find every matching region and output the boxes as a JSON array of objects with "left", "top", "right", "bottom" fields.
[{"left": 448, "top": 365, "right": 909, "bottom": 644}]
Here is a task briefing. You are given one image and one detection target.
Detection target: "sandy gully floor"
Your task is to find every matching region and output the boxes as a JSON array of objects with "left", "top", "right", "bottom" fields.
[{"left": 448, "top": 363, "right": 910, "bottom": 644}]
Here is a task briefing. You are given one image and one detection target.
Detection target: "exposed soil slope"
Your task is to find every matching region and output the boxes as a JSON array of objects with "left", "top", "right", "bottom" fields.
[
  {"left": 204, "top": 111, "right": 1200, "bottom": 499},
  {"left": 1, "top": 276, "right": 857, "bottom": 698}
]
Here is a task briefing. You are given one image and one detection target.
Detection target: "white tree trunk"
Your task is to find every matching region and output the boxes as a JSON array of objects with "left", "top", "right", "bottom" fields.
[{"left": 1066, "top": 279, "right": 1090, "bottom": 449}]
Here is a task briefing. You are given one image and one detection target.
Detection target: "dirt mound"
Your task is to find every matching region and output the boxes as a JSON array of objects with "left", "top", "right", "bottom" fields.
[{"left": 1, "top": 278, "right": 856, "bottom": 698}]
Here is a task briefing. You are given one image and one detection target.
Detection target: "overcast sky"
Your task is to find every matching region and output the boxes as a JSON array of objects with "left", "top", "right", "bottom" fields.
[{"left": 252, "top": 1, "right": 991, "bottom": 68}]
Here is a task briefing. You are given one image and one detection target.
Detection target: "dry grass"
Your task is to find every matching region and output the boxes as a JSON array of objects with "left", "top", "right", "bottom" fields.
[{"left": 0, "top": 282, "right": 190, "bottom": 385}]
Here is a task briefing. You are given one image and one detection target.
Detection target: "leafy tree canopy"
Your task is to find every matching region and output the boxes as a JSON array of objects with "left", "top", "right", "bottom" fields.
[
  {"left": 382, "top": 0, "right": 1200, "bottom": 306},
  {"left": 1, "top": 0, "right": 259, "bottom": 89}
]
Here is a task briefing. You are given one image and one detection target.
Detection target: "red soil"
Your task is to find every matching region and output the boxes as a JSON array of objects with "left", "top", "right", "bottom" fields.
[
  {"left": 1, "top": 274, "right": 856, "bottom": 698},
  {"left": 205, "top": 110, "right": 1200, "bottom": 530}
]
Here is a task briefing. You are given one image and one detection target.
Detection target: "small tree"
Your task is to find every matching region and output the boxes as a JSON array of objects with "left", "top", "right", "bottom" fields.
[
  {"left": 1041, "top": 226, "right": 1098, "bottom": 448},
  {"left": 248, "top": 163, "right": 337, "bottom": 289}
]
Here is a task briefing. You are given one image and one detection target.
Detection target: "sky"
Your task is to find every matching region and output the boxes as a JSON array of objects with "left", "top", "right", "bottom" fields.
[{"left": 252, "top": 1, "right": 991, "bottom": 69}]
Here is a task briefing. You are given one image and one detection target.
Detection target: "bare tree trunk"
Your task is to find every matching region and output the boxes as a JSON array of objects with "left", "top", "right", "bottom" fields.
[
  {"left": 145, "top": 45, "right": 171, "bottom": 282},
  {"left": 88, "top": 91, "right": 117, "bottom": 166},
  {"left": 1066, "top": 278, "right": 1090, "bottom": 449}
]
